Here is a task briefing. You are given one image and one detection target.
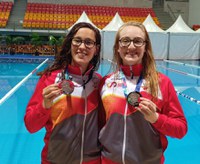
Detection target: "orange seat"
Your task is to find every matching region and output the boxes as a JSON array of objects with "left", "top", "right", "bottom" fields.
[{"left": 22, "top": 3, "right": 160, "bottom": 30}]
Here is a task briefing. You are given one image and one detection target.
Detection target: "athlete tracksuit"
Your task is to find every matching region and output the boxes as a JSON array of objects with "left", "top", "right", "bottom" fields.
[
  {"left": 99, "top": 64, "right": 187, "bottom": 164},
  {"left": 24, "top": 65, "right": 102, "bottom": 164}
]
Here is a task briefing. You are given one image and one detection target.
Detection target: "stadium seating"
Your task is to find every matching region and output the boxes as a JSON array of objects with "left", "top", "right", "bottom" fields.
[
  {"left": 22, "top": 3, "right": 160, "bottom": 30},
  {"left": 0, "top": 1, "right": 13, "bottom": 28}
]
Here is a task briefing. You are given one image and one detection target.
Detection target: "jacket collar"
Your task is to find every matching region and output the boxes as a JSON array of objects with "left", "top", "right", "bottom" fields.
[
  {"left": 120, "top": 64, "right": 143, "bottom": 77},
  {"left": 67, "top": 64, "right": 93, "bottom": 76}
]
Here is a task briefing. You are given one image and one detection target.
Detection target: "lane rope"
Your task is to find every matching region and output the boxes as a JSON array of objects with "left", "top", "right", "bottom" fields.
[
  {"left": 164, "top": 59, "right": 200, "bottom": 69},
  {"left": 0, "top": 58, "right": 49, "bottom": 106},
  {"left": 157, "top": 65, "right": 200, "bottom": 79},
  {"left": 176, "top": 90, "right": 200, "bottom": 105}
]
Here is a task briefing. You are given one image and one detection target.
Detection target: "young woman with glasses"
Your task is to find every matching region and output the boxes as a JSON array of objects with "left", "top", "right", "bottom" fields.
[
  {"left": 24, "top": 22, "right": 103, "bottom": 164},
  {"left": 99, "top": 21, "right": 187, "bottom": 164}
]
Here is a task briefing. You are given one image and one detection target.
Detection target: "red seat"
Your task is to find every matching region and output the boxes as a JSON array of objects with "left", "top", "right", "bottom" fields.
[{"left": 22, "top": 3, "right": 160, "bottom": 29}]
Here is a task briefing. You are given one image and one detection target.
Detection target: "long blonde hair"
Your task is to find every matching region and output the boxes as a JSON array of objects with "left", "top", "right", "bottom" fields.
[{"left": 113, "top": 21, "right": 159, "bottom": 99}]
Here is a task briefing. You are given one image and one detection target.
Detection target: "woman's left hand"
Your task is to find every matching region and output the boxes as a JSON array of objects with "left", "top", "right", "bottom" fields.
[{"left": 135, "top": 97, "right": 159, "bottom": 123}]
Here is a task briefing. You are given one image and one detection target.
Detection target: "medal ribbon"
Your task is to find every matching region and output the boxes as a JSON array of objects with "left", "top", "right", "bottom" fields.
[
  {"left": 62, "top": 67, "right": 93, "bottom": 88},
  {"left": 119, "top": 69, "right": 143, "bottom": 98},
  {"left": 60, "top": 67, "right": 94, "bottom": 95}
]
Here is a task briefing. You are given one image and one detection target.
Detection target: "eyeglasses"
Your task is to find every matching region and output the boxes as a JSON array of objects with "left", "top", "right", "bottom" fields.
[
  {"left": 119, "top": 37, "right": 146, "bottom": 48},
  {"left": 72, "top": 38, "right": 96, "bottom": 49}
]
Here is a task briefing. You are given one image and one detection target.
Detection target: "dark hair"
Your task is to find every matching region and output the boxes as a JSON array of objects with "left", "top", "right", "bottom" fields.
[{"left": 38, "top": 22, "right": 101, "bottom": 76}]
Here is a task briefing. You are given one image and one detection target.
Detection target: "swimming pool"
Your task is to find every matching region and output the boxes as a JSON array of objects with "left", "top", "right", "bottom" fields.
[{"left": 0, "top": 57, "right": 199, "bottom": 164}]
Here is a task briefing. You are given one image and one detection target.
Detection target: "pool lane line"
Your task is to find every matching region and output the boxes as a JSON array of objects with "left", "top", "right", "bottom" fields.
[
  {"left": 176, "top": 90, "right": 200, "bottom": 105},
  {"left": 164, "top": 60, "right": 200, "bottom": 69},
  {"left": 0, "top": 58, "right": 49, "bottom": 106},
  {"left": 157, "top": 65, "right": 200, "bottom": 79}
]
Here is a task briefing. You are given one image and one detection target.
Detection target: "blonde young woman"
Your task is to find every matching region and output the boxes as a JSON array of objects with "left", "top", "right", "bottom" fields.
[{"left": 99, "top": 22, "right": 187, "bottom": 164}]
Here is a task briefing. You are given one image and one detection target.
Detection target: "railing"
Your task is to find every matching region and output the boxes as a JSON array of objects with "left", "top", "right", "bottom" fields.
[{"left": 0, "top": 44, "right": 61, "bottom": 56}]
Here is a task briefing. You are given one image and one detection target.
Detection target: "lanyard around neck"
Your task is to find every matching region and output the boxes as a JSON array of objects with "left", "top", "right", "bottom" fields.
[
  {"left": 120, "top": 69, "right": 143, "bottom": 98},
  {"left": 62, "top": 67, "right": 93, "bottom": 88}
]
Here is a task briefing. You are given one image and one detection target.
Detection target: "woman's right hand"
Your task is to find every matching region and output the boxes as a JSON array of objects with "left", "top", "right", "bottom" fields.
[{"left": 42, "top": 83, "right": 62, "bottom": 109}]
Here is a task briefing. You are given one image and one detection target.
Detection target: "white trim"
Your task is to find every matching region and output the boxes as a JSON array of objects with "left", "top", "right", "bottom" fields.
[{"left": 0, "top": 58, "right": 49, "bottom": 105}]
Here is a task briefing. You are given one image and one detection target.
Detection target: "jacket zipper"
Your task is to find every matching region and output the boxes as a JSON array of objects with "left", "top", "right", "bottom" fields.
[
  {"left": 122, "top": 100, "right": 128, "bottom": 164},
  {"left": 80, "top": 80, "right": 87, "bottom": 164}
]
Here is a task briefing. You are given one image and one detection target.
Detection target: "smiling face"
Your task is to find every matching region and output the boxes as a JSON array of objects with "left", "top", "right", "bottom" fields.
[
  {"left": 117, "top": 25, "right": 146, "bottom": 66},
  {"left": 71, "top": 27, "right": 97, "bottom": 73}
]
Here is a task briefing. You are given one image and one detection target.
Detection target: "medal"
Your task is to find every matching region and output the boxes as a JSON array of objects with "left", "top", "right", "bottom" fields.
[
  {"left": 127, "top": 91, "right": 141, "bottom": 107},
  {"left": 59, "top": 66, "right": 93, "bottom": 95},
  {"left": 59, "top": 79, "right": 74, "bottom": 95},
  {"left": 120, "top": 68, "right": 143, "bottom": 108}
]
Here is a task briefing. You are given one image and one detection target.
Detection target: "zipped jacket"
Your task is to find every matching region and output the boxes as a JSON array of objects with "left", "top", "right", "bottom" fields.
[
  {"left": 24, "top": 65, "right": 102, "bottom": 164},
  {"left": 99, "top": 65, "right": 187, "bottom": 164}
]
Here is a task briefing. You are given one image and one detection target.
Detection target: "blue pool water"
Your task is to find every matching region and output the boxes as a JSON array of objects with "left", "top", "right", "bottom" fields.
[{"left": 0, "top": 57, "right": 199, "bottom": 164}]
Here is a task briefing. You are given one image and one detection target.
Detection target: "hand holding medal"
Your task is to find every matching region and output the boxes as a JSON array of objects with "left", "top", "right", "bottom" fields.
[
  {"left": 135, "top": 97, "right": 159, "bottom": 123},
  {"left": 58, "top": 69, "right": 75, "bottom": 95},
  {"left": 42, "top": 83, "right": 62, "bottom": 109}
]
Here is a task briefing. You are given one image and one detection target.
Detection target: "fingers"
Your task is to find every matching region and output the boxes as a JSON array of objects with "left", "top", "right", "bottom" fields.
[
  {"left": 136, "top": 97, "right": 158, "bottom": 123},
  {"left": 42, "top": 83, "right": 62, "bottom": 109},
  {"left": 136, "top": 103, "right": 151, "bottom": 115},
  {"left": 139, "top": 97, "right": 157, "bottom": 112},
  {"left": 43, "top": 84, "right": 61, "bottom": 98}
]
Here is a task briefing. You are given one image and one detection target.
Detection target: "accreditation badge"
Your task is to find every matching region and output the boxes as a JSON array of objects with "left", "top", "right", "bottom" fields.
[{"left": 127, "top": 91, "right": 141, "bottom": 107}]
